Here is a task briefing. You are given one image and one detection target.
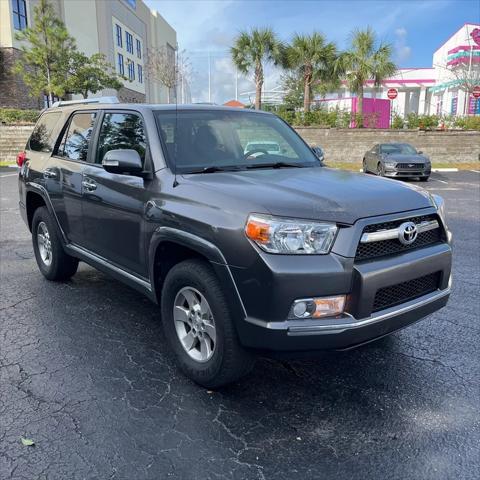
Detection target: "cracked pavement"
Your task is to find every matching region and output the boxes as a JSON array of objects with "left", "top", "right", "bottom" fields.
[{"left": 1, "top": 168, "right": 479, "bottom": 479}]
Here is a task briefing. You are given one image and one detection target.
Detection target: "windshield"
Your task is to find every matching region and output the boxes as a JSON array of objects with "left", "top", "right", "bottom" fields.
[
  {"left": 380, "top": 143, "right": 417, "bottom": 155},
  {"left": 154, "top": 110, "right": 320, "bottom": 173}
]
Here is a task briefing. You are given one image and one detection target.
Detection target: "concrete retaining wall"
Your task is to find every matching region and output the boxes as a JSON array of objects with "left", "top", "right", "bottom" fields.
[
  {"left": 0, "top": 125, "right": 33, "bottom": 162},
  {"left": 295, "top": 128, "right": 480, "bottom": 164},
  {"left": 1, "top": 125, "right": 480, "bottom": 165}
]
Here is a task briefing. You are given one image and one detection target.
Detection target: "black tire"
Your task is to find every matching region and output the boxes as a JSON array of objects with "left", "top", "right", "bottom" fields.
[
  {"left": 161, "top": 259, "right": 255, "bottom": 388},
  {"left": 420, "top": 176, "right": 429, "bottom": 182},
  {"left": 377, "top": 162, "right": 385, "bottom": 177},
  {"left": 32, "top": 206, "right": 79, "bottom": 281},
  {"left": 362, "top": 159, "right": 368, "bottom": 173}
]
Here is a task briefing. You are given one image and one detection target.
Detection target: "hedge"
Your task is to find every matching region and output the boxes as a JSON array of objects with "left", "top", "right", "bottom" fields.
[
  {"left": 273, "top": 106, "right": 480, "bottom": 131},
  {"left": 0, "top": 108, "right": 40, "bottom": 125}
]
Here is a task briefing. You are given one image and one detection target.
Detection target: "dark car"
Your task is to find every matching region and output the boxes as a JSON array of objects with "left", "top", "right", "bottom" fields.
[
  {"left": 17, "top": 100, "right": 452, "bottom": 388},
  {"left": 363, "top": 143, "right": 431, "bottom": 181}
]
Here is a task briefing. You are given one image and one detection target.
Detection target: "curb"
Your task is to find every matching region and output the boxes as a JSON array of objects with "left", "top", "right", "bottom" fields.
[{"left": 431, "top": 168, "right": 458, "bottom": 172}]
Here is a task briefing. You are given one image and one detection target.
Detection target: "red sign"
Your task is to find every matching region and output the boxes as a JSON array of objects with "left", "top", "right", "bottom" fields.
[
  {"left": 473, "top": 86, "right": 480, "bottom": 99},
  {"left": 387, "top": 88, "right": 398, "bottom": 100}
]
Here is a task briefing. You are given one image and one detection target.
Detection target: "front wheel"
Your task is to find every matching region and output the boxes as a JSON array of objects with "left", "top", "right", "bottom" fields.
[
  {"left": 420, "top": 176, "right": 429, "bottom": 182},
  {"left": 32, "top": 207, "right": 79, "bottom": 281},
  {"left": 362, "top": 159, "right": 368, "bottom": 173},
  {"left": 161, "top": 259, "right": 254, "bottom": 388},
  {"left": 377, "top": 163, "right": 385, "bottom": 177}
]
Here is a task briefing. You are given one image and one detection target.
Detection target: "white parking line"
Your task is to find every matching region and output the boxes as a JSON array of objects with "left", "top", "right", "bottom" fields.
[
  {"left": 471, "top": 170, "right": 480, "bottom": 173},
  {"left": 0, "top": 173, "right": 18, "bottom": 178},
  {"left": 435, "top": 179, "right": 448, "bottom": 184}
]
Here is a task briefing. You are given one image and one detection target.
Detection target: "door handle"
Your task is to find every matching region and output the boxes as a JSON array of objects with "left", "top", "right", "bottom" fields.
[
  {"left": 43, "top": 168, "right": 58, "bottom": 179},
  {"left": 82, "top": 179, "right": 97, "bottom": 191}
]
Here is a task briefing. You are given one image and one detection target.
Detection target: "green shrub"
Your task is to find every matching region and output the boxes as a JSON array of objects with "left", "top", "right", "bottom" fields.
[
  {"left": 391, "top": 114, "right": 404, "bottom": 129},
  {"left": 454, "top": 116, "right": 480, "bottom": 130},
  {"left": 0, "top": 108, "right": 39, "bottom": 125}
]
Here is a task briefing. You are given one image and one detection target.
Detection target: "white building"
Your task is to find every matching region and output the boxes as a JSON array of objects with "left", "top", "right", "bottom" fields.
[
  {"left": 319, "top": 23, "right": 480, "bottom": 119},
  {"left": 0, "top": 0, "right": 177, "bottom": 108}
]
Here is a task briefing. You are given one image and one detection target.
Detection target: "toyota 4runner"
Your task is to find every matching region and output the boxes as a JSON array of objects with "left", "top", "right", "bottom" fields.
[{"left": 18, "top": 101, "right": 452, "bottom": 388}]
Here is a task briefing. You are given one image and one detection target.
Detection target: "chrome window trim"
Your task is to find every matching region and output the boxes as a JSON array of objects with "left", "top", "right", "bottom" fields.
[{"left": 360, "top": 220, "right": 439, "bottom": 244}]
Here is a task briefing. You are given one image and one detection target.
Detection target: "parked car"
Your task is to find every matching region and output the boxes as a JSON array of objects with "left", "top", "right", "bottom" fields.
[
  {"left": 363, "top": 143, "right": 431, "bottom": 181},
  {"left": 17, "top": 101, "right": 451, "bottom": 388},
  {"left": 244, "top": 141, "right": 281, "bottom": 156}
]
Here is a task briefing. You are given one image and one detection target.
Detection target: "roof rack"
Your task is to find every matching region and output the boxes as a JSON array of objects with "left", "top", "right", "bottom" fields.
[{"left": 50, "top": 96, "right": 120, "bottom": 108}]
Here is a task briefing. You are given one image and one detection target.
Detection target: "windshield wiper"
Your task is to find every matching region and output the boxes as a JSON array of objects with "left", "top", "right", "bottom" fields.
[
  {"left": 187, "top": 165, "right": 242, "bottom": 174},
  {"left": 246, "top": 162, "right": 304, "bottom": 170}
]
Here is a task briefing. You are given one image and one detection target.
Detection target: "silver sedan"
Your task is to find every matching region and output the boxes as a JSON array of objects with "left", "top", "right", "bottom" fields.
[{"left": 363, "top": 143, "right": 431, "bottom": 182}]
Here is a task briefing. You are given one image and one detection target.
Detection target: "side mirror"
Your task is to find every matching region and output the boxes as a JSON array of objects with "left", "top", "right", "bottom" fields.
[
  {"left": 311, "top": 146, "right": 324, "bottom": 163},
  {"left": 102, "top": 149, "right": 143, "bottom": 174},
  {"left": 417, "top": 150, "right": 423, "bottom": 154}
]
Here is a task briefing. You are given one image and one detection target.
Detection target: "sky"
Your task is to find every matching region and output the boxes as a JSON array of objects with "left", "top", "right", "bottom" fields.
[{"left": 145, "top": 0, "right": 480, "bottom": 104}]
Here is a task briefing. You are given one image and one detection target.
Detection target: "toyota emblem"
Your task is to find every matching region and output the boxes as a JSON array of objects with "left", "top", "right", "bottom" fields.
[{"left": 398, "top": 221, "right": 418, "bottom": 245}]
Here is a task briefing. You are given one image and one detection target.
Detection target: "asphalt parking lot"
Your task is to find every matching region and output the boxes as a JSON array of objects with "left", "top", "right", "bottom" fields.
[{"left": 1, "top": 168, "right": 479, "bottom": 480}]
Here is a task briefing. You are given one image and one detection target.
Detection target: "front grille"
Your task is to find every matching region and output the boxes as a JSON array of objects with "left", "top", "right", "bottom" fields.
[
  {"left": 396, "top": 163, "right": 424, "bottom": 169},
  {"left": 356, "top": 214, "right": 443, "bottom": 260},
  {"left": 372, "top": 272, "right": 441, "bottom": 312}
]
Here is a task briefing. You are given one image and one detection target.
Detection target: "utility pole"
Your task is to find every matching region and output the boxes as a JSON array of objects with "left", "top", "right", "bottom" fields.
[
  {"left": 208, "top": 52, "right": 211, "bottom": 103},
  {"left": 235, "top": 67, "right": 238, "bottom": 101}
]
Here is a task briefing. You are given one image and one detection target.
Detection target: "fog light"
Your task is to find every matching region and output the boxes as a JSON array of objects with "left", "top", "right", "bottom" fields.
[{"left": 289, "top": 295, "right": 346, "bottom": 319}]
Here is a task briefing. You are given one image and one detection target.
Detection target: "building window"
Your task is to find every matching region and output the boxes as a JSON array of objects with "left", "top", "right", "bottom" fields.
[
  {"left": 450, "top": 95, "right": 458, "bottom": 115},
  {"left": 126, "top": 32, "right": 133, "bottom": 54},
  {"left": 127, "top": 60, "right": 135, "bottom": 81},
  {"left": 12, "top": 0, "right": 28, "bottom": 30},
  {"left": 136, "top": 39, "right": 142, "bottom": 59},
  {"left": 117, "top": 53, "right": 125, "bottom": 76},
  {"left": 138, "top": 64, "right": 143, "bottom": 84},
  {"left": 124, "top": 0, "right": 136, "bottom": 9},
  {"left": 469, "top": 96, "right": 480, "bottom": 115},
  {"left": 116, "top": 24, "right": 123, "bottom": 47}
]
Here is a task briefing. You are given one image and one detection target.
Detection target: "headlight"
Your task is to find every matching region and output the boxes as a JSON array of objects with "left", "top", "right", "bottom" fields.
[
  {"left": 384, "top": 161, "right": 396, "bottom": 168},
  {"left": 245, "top": 214, "right": 337, "bottom": 254},
  {"left": 432, "top": 194, "right": 447, "bottom": 225}
]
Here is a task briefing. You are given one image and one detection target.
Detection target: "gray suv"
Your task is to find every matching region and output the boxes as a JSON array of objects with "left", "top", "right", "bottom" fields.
[{"left": 18, "top": 101, "right": 452, "bottom": 388}]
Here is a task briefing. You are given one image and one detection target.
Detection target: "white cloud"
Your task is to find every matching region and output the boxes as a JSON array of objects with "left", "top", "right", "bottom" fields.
[{"left": 394, "top": 26, "right": 412, "bottom": 63}]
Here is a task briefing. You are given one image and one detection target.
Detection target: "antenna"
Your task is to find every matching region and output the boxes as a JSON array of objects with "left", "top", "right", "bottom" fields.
[{"left": 173, "top": 47, "right": 179, "bottom": 188}]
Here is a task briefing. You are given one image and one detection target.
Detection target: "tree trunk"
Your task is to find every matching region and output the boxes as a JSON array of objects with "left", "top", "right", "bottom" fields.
[
  {"left": 304, "top": 70, "right": 312, "bottom": 112},
  {"left": 254, "top": 62, "right": 263, "bottom": 110},
  {"left": 357, "top": 86, "right": 364, "bottom": 127}
]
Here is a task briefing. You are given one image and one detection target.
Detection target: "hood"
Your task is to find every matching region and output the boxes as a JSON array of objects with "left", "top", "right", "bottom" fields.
[
  {"left": 384, "top": 153, "right": 429, "bottom": 163},
  {"left": 183, "top": 167, "right": 434, "bottom": 224}
]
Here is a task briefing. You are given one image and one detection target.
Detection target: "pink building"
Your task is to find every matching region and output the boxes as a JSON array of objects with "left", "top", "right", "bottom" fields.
[{"left": 318, "top": 23, "right": 480, "bottom": 122}]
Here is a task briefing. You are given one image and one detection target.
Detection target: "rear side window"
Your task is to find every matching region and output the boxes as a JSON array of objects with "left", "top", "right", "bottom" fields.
[
  {"left": 29, "top": 112, "right": 62, "bottom": 152},
  {"left": 96, "top": 113, "right": 147, "bottom": 164},
  {"left": 58, "top": 112, "right": 97, "bottom": 161}
]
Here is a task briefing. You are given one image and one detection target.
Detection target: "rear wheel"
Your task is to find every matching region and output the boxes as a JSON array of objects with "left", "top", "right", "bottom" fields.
[
  {"left": 32, "top": 207, "right": 79, "bottom": 281},
  {"left": 161, "top": 259, "right": 254, "bottom": 388},
  {"left": 377, "top": 163, "right": 385, "bottom": 177}
]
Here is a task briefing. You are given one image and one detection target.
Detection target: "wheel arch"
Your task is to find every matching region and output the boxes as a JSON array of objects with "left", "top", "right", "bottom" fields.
[
  {"left": 26, "top": 190, "right": 46, "bottom": 231},
  {"left": 149, "top": 227, "right": 247, "bottom": 324}
]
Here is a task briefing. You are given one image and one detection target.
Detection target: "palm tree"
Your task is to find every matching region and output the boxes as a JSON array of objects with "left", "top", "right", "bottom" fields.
[
  {"left": 341, "top": 28, "right": 396, "bottom": 122},
  {"left": 231, "top": 28, "right": 283, "bottom": 110},
  {"left": 285, "top": 32, "right": 338, "bottom": 112}
]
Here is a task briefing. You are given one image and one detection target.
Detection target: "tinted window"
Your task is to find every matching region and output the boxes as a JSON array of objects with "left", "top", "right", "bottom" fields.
[
  {"left": 59, "top": 112, "right": 97, "bottom": 161},
  {"left": 29, "top": 112, "right": 61, "bottom": 152},
  {"left": 154, "top": 110, "right": 318, "bottom": 173},
  {"left": 96, "top": 113, "right": 147, "bottom": 164},
  {"left": 380, "top": 143, "right": 417, "bottom": 155}
]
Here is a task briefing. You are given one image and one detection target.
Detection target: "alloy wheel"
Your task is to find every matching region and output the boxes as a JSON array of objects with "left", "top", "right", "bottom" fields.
[
  {"left": 37, "top": 221, "right": 52, "bottom": 267},
  {"left": 173, "top": 287, "right": 216, "bottom": 363}
]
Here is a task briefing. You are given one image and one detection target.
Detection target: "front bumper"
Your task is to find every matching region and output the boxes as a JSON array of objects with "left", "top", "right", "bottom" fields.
[
  {"left": 384, "top": 166, "right": 431, "bottom": 178},
  {"left": 236, "top": 286, "right": 449, "bottom": 352},
  {"left": 231, "top": 233, "right": 451, "bottom": 352}
]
